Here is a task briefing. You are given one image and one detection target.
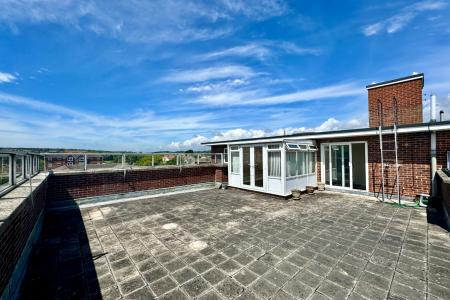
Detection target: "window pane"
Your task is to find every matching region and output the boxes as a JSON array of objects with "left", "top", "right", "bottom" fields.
[
  {"left": 286, "top": 151, "right": 297, "bottom": 177},
  {"left": 0, "top": 155, "right": 10, "bottom": 190},
  {"left": 16, "top": 156, "right": 23, "bottom": 179},
  {"left": 268, "top": 144, "right": 280, "bottom": 149},
  {"left": 299, "top": 152, "right": 306, "bottom": 175},
  {"left": 268, "top": 151, "right": 281, "bottom": 177},
  {"left": 231, "top": 152, "right": 240, "bottom": 173}
]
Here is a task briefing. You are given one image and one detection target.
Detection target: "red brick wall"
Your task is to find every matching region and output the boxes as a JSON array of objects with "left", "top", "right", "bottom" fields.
[
  {"left": 436, "top": 131, "right": 450, "bottom": 169},
  {"left": 46, "top": 165, "right": 228, "bottom": 202},
  {"left": 316, "top": 132, "right": 435, "bottom": 198},
  {"left": 0, "top": 179, "right": 47, "bottom": 295},
  {"left": 368, "top": 78, "right": 423, "bottom": 127}
]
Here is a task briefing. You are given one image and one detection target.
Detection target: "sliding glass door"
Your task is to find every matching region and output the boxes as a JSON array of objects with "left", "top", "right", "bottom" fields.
[{"left": 323, "top": 143, "right": 366, "bottom": 190}]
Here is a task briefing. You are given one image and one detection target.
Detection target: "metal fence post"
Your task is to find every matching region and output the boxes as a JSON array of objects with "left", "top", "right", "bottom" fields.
[
  {"left": 197, "top": 154, "right": 200, "bottom": 165},
  {"left": 84, "top": 154, "right": 87, "bottom": 171},
  {"left": 122, "top": 154, "right": 125, "bottom": 169},
  {"left": 152, "top": 155, "right": 154, "bottom": 167}
]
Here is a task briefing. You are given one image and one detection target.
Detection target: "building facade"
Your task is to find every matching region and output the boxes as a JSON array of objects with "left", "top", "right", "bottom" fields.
[{"left": 204, "top": 73, "right": 450, "bottom": 199}]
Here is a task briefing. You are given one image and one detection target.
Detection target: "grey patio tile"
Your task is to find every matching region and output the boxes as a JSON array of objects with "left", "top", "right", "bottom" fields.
[
  {"left": 235, "top": 289, "right": 259, "bottom": 300},
  {"left": 218, "top": 259, "right": 241, "bottom": 275},
  {"left": 251, "top": 278, "right": 278, "bottom": 300},
  {"left": 158, "top": 288, "right": 189, "bottom": 300},
  {"left": 137, "top": 258, "right": 158, "bottom": 273},
  {"left": 118, "top": 275, "right": 146, "bottom": 296},
  {"left": 317, "top": 280, "right": 349, "bottom": 300},
  {"left": 283, "top": 278, "right": 314, "bottom": 300},
  {"left": 165, "top": 259, "right": 186, "bottom": 273},
  {"left": 360, "top": 270, "right": 391, "bottom": 290},
  {"left": 207, "top": 252, "right": 228, "bottom": 265},
  {"left": 428, "top": 282, "right": 450, "bottom": 299},
  {"left": 272, "top": 289, "right": 295, "bottom": 300},
  {"left": 172, "top": 267, "right": 197, "bottom": 285},
  {"left": 216, "top": 277, "right": 245, "bottom": 299},
  {"left": 234, "top": 252, "right": 254, "bottom": 266},
  {"left": 248, "top": 260, "right": 270, "bottom": 276},
  {"left": 197, "top": 290, "right": 223, "bottom": 300},
  {"left": 191, "top": 259, "right": 214, "bottom": 273},
  {"left": 294, "top": 269, "right": 322, "bottom": 289},
  {"left": 181, "top": 276, "right": 210, "bottom": 298},
  {"left": 202, "top": 268, "right": 226, "bottom": 285},
  {"left": 275, "top": 260, "right": 299, "bottom": 277},
  {"left": 123, "top": 286, "right": 156, "bottom": 299},
  {"left": 142, "top": 267, "right": 168, "bottom": 284},
  {"left": 259, "top": 253, "right": 281, "bottom": 266},
  {"left": 233, "top": 268, "right": 258, "bottom": 286},
  {"left": 354, "top": 281, "right": 388, "bottom": 300},
  {"left": 390, "top": 281, "right": 426, "bottom": 300},
  {"left": 263, "top": 268, "right": 289, "bottom": 287},
  {"left": 149, "top": 276, "right": 177, "bottom": 297}
]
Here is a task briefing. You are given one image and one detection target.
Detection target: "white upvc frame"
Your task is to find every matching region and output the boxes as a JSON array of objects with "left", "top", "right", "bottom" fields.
[
  {"left": 320, "top": 141, "right": 369, "bottom": 192},
  {"left": 240, "top": 144, "right": 265, "bottom": 191},
  {"left": 229, "top": 145, "right": 240, "bottom": 175},
  {"left": 447, "top": 151, "right": 450, "bottom": 169},
  {"left": 267, "top": 144, "right": 282, "bottom": 179}
]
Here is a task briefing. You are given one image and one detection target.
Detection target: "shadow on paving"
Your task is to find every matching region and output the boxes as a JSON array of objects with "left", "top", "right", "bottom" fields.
[
  {"left": 427, "top": 197, "right": 450, "bottom": 232},
  {"left": 19, "top": 204, "right": 102, "bottom": 299}
]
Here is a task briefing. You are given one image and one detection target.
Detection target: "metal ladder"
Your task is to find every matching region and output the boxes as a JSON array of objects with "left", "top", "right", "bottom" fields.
[{"left": 377, "top": 97, "right": 401, "bottom": 204}]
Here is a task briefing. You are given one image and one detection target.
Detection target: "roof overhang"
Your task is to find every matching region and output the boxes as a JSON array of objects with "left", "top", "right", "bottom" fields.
[{"left": 202, "top": 121, "right": 450, "bottom": 146}]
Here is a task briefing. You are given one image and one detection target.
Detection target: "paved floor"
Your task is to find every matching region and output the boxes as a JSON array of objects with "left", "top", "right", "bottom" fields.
[{"left": 21, "top": 189, "right": 450, "bottom": 299}]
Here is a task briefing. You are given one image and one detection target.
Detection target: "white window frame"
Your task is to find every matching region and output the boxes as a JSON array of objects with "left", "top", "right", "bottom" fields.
[
  {"left": 230, "top": 146, "right": 240, "bottom": 174},
  {"left": 267, "top": 146, "right": 282, "bottom": 178}
]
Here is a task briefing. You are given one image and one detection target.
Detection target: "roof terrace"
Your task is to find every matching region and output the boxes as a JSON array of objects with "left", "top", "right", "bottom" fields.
[{"left": 0, "top": 151, "right": 449, "bottom": 300}]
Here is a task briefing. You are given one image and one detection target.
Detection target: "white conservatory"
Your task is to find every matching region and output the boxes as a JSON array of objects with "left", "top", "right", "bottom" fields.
[{"left": 224, "top": 140, "right": 317, "bottom": 196}]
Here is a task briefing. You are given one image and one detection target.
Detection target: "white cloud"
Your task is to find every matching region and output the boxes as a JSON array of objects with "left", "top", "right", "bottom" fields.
[
  {"left": 161, "top": 65, "right": 256, "bottom": 83},
  {"left": 201, "top": 44, "right": 271, "bottom": 60},
  {"left": 0, "top": 92, "right": 227, "bottom": 150},
  {"left": 200, "top": 41, "right": 320, "bottom": 61},
  {"left": 168, "top": 117, "right": 368, "bottom": 150},
  {"left": 193, "top": 82, "right": 364, "bottom": 106},
  {"left": 0, "top": 0, "right": 287, "bottom": 43},
  {"left": 362, "top": 22, "right": 384, "bottom": 36},
  {"left": 362, "top": 0, "right": 447, "bottom": 36},
  {"left": 0, "top": 71, "right": 18, "bottom": 84},
  {"left": 278, "top": 42, "right": 321, "bottom": 55}
]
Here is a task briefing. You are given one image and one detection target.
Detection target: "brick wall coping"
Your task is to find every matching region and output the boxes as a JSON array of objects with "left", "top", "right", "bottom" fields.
[
  {"left": 0, "top": 173, "right": 48, "bottom": 234},
  {"left": 437, "top": 170, "right": 450, "bottom": 183},
  {"left": 50, "top": 163, "right": 227, "bottom": 176}
]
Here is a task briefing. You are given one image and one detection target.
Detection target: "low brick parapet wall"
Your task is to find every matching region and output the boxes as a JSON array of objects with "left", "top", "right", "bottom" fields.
[
  {"left": 46, "top": 164, "right": 228, "bottom": 202},
  {"left": 0, "top": 174, "right": 48, "bottom": 299},
  {"left": 436, "top": 170, "right": 450, "bottom": 229}
]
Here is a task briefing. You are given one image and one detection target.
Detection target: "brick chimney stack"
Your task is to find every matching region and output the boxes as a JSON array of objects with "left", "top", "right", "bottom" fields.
[{"left": 367, "top": 73, "right": 424, "bottom": 127}]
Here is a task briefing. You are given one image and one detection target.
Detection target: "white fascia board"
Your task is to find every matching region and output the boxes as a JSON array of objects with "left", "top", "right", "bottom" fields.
[{"left": 366, "top": 75, "right": 424, "bottom": 90}]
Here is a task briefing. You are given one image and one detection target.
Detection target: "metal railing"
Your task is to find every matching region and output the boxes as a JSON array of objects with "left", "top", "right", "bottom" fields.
[
  {"left": 42, "top": 152, "right": 226, "bottom": 173},
  {"left": 0, "top": 151, "right": 43, "bottom": 197}
]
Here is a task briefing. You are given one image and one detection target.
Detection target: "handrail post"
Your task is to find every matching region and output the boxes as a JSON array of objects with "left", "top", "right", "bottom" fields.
[
  {"left": 152, "top": 155, "right": 154, "bottom": 167},
  {"left": 197, "top": 154, "right": 200, "bottom": 165},
  {"left": 84, "top": 154, "right": 87, "bottom": 171},
  {"left": 122, "top": 154, "right": 125, "bottom": 169}
]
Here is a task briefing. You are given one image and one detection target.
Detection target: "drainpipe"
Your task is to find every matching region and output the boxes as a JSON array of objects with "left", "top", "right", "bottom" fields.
[{"left": 430, "top": 94, "right": 437, "bottom": 197}]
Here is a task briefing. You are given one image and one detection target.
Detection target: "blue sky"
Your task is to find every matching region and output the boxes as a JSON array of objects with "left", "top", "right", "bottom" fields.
[{"left": 0, "top": 0, "right": 449, "bottom": 151}]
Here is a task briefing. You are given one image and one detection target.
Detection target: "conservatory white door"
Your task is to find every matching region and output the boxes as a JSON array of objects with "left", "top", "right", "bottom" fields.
[{"left": 242, "top": 146, "right": 264, "bottom": 189}]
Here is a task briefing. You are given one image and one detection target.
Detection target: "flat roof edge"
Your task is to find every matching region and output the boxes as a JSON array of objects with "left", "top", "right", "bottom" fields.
[
  {"left": 366, "top": 73, "right": 424, "bottom": 90},
  {"left": 202, "top": 121, "right": 450, "bottom": 145}
]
